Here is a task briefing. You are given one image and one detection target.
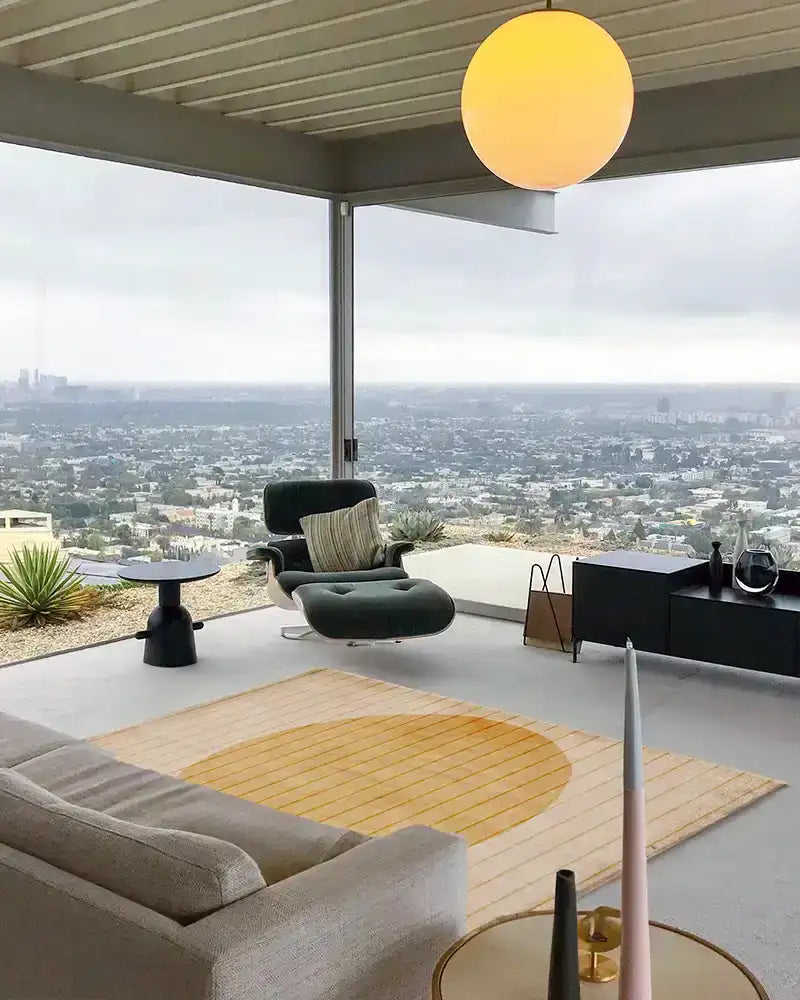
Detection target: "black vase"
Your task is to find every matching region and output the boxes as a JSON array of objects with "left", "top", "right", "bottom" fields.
[
  {"left": 709, "top": 540, "right": 723, "bottom": 596},
  {"left": 548, "top": 869, "right": 580, "bottom": 1000},
  {"left": 734, "top": 547, "right": 779, "bottom": 597}
]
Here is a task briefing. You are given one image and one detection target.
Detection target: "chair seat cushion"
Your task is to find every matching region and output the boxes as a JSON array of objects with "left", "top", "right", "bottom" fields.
[
  {"left": 277, "top": 565, "right": 408, "bottom": 598},
  {"left": 294, "top": 578, "right": 456, "bottom": 641},
  {"left": 14, "top": 742, "right": 367, "bottom": 885},
  {"left": 0, "top": 768, "right": 265, "bottom": 923}
]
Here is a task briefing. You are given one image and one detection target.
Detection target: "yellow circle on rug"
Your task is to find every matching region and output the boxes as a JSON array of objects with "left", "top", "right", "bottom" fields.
[{"left": 181, "top": 714, "right": 572, "bottom": 845}]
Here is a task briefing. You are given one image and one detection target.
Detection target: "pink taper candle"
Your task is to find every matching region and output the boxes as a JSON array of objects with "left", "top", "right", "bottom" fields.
[{"left": 619, "top": 640, "right": 652, "bottom": 1000}]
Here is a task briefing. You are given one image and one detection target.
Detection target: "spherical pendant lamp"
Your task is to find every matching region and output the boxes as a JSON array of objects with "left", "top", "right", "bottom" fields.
[{"left": 461, "top": 4, "right": 634, "bottom": 190}]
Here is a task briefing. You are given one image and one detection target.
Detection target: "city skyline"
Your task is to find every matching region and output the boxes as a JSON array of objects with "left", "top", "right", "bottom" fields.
[
  {"left": 3, "top": 383, "right": 800, "bottom": 577},
  {"left": 3, "top": 142, "right": 800, "bottom": 383}
]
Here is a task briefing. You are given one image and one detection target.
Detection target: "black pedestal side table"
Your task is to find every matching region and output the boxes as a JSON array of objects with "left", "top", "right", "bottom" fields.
[{"left": 118, "top": 560, "right": 220, "bottom": 667}]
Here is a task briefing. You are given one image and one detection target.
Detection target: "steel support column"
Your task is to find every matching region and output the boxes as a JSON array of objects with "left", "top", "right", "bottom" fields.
[{"left": 329, "top": 199, "right": 356, "bottom": 479}]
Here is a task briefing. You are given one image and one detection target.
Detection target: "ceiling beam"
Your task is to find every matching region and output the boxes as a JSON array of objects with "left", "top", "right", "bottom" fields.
[
  {"left": 272, "top": 87, "right": 461, "bottom": 128},
  {"left": 342, "top": 65, "right": 800, "bottom": 201},
  {"left": 226, "top": 66, "right": 463, "bottom": 118},
  {"left": 244, "top": 24, "right": 800, "bottom": 134},
  {"left": 599, "top": 63, "right": 800, "bottom": 180},
  {"left": 394, "top": 189, "right": 556, "bottom": 235},
  {"left": 312, "top": 106, "right": 456, "bottom": 137},
  {"left": 184, "top": 43, "right": 474, "bottom": 109},
  {"left": 185, "top": 1, "right": 799, "bottom": 111},
  {"left": 118, "top": 2, "right": 534, "bottom": 94},
  {"left": 0, "top": 0, "right": 161, "bottom": 47},
  {"left": 0, "top": 0, "right": 40, "bottom": 12},
  {"left": 2, "top": 57, "right": 799, "bottom": 208},
  {"left": 21, "top": 0, "right": 301, "bottom": 67},
  {"left": 0, "top": 62, "right": 341, "bottom": 196},
  {"left": 78, "top": 0, "right": 782, "bottom": 94}
]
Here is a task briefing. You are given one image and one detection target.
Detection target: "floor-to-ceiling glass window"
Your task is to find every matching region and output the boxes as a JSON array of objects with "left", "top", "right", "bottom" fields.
[
  {"left": 0, "top": 142, "right": 329, "bottom": 663},
  {"left": 355, "top": 160, "right": 800, "bottom": 602}
]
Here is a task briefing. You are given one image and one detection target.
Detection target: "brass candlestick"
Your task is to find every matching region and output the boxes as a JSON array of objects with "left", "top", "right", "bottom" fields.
[{"left": 578, "top": 906, "right": 622, "bottom": 983}]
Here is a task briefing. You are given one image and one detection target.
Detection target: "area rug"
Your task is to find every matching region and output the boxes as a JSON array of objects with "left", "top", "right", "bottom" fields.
[{"left": 92, "top": 669, "right": 784, "bottom": 928}]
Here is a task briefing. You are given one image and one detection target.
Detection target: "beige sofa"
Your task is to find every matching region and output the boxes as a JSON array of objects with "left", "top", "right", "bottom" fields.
[{"left": 0, "top": 711, "right": 467, "bottom": 1000}]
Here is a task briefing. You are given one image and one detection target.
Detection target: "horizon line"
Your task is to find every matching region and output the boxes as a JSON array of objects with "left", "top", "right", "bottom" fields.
[{"left": 4, "top": 379, "right": 800, "bottom": 390}]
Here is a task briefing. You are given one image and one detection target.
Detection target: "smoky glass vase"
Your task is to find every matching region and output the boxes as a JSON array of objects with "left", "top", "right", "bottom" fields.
[{"left": 734, "top": 547, "right": 779, "bottom": 597}]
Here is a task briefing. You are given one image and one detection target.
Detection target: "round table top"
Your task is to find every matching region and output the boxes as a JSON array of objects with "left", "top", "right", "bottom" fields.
[
  {"left": 117, "top": 560, "right": 221, "bottom": 584},
  {"left": 433, "top": 911, "right": 768, "bottom": 1000}
]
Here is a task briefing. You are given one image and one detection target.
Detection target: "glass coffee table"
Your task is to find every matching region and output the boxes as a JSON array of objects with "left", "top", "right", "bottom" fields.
[
  {"left": 118, "top": 560, "right": 219, "bottom": 668},
  {"left": 432, "top": 909, "right": 769, "bottom": 1000}
]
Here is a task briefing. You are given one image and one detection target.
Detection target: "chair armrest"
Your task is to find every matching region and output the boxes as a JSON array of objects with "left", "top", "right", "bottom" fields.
[
  {"left": 384, "top": 540, "right": 414, "bottom": 567},
  {"left": 186, "top": 826, "right": 467, "bottom": 1000},
  {"left": 261, "top": 545, "right": 286, "bottom": 574},
  {"left": 264, "top": 537, "right": 312, "bottom": 574}
]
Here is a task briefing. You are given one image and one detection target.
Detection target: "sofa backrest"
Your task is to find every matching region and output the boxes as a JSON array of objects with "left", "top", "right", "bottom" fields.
[
  {"left": 0, "top": 769, "right": 265, "bottom": 922},
  {"left": 0, "top": 710, "right": 77, "bottom": 768}
]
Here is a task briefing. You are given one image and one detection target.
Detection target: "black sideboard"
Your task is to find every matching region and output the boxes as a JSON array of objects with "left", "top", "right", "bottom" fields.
[
  {"left": 572, "top": 550, "right": 800, "bottom": 677},
  {"left": 572, "top": 551, "right": 708, "bottom": 656}
]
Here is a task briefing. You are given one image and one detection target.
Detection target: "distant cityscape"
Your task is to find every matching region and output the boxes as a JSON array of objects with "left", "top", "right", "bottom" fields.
[{"left": 2, "top": 375, "right": 800, "bottom": 569}]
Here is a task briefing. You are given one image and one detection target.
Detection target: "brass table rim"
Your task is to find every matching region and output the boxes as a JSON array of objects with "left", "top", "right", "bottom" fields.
[{"left": 432, "top": 909, "right": 769, "bottom": 1000}]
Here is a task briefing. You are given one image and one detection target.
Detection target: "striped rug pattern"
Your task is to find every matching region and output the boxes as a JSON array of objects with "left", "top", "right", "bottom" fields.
[{"left": 92, "top": 669, "right": 784, "bottom": 928}]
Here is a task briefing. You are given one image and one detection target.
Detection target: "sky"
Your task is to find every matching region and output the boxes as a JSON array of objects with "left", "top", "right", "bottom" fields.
[{"left": 2, "top": 140, "right": 800, "bottom": 385}]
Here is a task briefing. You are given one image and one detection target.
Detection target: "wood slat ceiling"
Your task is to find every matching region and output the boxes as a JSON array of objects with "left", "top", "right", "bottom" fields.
[{"left": 1, "top": 0, "right": 800, "bottom": 140}]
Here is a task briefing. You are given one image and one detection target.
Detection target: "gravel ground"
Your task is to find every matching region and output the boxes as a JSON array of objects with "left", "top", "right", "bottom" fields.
[
  {"left": 0, "top": 529, "right": 599, "bottom": 667},
  {"left": 0, "top": 562, "right": 271, "bottom": 667},
  {"left": 414, "top": 522, "right": 604, "bottom": 557}
]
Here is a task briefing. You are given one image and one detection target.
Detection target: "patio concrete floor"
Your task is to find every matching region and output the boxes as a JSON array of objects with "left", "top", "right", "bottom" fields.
[
  {"left": 405, "top": 543, "right": 576, "bottom": 622},
  {"left": 0, "top": 606, "right": 798, "bottom": 998}
]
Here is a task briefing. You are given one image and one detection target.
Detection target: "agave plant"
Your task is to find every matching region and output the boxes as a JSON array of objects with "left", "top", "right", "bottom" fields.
[
  {"left": 389, "top": 508, "right": 446, "bottom": 543},
  {"left": 0, "top": 544, "right": 99, "bottom": 630}
]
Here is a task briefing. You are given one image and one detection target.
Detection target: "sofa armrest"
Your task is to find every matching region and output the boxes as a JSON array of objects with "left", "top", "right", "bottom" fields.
[
  {"left": 384, "top": 540, "right": 414, "bottom": 567},
  {"left": 187, "top": 826, "right": 467, "bottom": 1000},
  {"left": 0, "top": 845, "right": 213, "bottom": 1000}
]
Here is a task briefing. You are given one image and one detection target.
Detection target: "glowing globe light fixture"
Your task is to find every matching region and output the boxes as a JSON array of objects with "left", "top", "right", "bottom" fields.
[{"left": 461, "top": 2, "right": 634, "bottom": 190}]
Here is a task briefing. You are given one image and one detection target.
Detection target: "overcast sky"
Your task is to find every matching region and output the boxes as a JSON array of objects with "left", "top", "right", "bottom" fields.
[{"left": 1, "top": 140, "right": 799, "bottom": 385}]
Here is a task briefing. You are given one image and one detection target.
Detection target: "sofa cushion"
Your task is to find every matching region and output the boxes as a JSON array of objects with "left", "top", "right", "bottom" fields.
[
  {"left": 15, "top": 742, "right": 368, "bottom": 884},
  {"left": 0, "top": 710, "right": 77, "bottom": 767},
  {"left": 300, "top": 496, "right": 384, "bottom": 572},
  {"left": 0, "top": 768, "right": 265, "bottom": 923}
]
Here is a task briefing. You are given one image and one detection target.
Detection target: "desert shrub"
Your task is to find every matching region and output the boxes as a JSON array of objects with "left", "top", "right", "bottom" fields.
[{"left": 484, "top": 529, "right": 517, "bottom": 543}]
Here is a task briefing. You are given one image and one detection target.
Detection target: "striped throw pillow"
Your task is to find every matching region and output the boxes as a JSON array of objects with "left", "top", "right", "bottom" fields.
[{"left": 300, "top": 497, "right": 384, "bottom": 573}]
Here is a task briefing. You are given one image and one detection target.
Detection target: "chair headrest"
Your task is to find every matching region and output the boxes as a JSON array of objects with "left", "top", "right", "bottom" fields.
[{"left": 263, "top": 479, "right": 377, "bottom": 535}]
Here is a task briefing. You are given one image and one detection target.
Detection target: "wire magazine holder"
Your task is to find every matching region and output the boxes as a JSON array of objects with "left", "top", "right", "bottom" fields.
[{"left": 523, "top": 553, "right": 573, "bottom": 653}]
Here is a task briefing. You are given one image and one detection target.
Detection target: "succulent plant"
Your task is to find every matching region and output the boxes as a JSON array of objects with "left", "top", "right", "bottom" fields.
[
  {"left": 0, "top": 545, "right": 100, "bottom": 630},
  {"left": 389, "top": 508, "right": 446, "bottom": 543}
]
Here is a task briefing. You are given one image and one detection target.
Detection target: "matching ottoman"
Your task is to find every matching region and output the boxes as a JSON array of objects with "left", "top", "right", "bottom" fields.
[{"left": 293, "top": 578, "right": 456, "bottom": 643}]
